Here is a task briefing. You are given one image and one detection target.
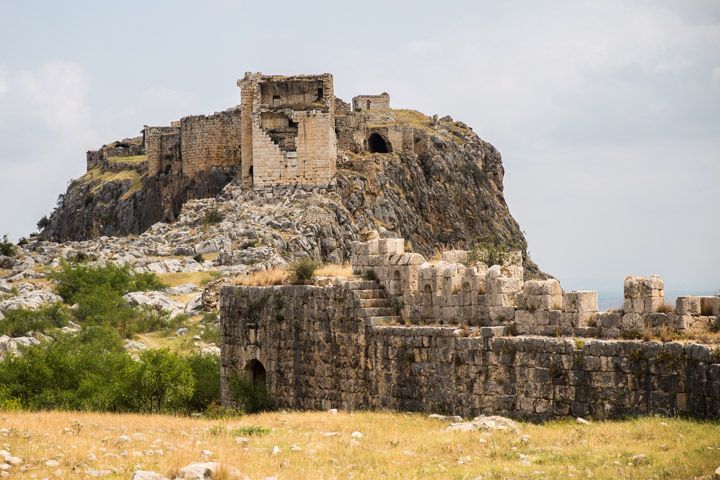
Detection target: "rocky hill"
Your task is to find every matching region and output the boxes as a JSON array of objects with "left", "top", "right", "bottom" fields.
[{"left": 39, "top": 106, "right": 539, "bottom": 275}]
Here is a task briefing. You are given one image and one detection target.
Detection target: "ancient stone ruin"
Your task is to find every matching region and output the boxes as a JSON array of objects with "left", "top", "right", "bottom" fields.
[
  {"left": 93, "top": 73, "right": 409, "bottom": 193},
  {"left": 221, "top": 236, "right": 720, "bottom": 420}
]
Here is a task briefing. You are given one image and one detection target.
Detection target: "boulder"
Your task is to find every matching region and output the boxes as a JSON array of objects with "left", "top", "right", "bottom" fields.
[
  {"left": 174, "top": 462, "right": 245, "bottom": 480},
  {"left": 123, "top": 291, "right": 185, "bottom": 317},
  {"left": 0, "top": 289, "right": 62, "bottom": 313},
  {"left": 445, "top": 415, "right": 520, "bottom": 432}
]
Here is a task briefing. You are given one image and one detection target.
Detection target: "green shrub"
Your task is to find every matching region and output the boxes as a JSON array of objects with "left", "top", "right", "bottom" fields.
[
  {"left": 0, "top": 303, "right": 72, "bottom": 336},
  {"left": 0, "top": 327, "right": 222, "bottom": 414},
  {"left": 0, "top": 326, "right": 137, "bottom": 411},
  {"left": 52, "top": 262, "right": 164, "bottom": 304},
  {"left": 232, "top": 425, "right": 270, "bottom": 436},
  {"left": 288, "top": 258, "right": 320, "bottom": 284},
  {"left": 129, "top": 349, "right": 195, "bottom": 413},
  {"left": 466, "top": 238, "right": 515, "bottom": 267},
  {"left": 229, "top": 374, "right": 272, "bottom": 413},
  {"left": 203, "top": 208, "right": 224, "bottom": 225},
  {"left": 0, "top": 235, "right": 16, "bottom": 257},
  {"left": 185, "top": 353, "right": 221, "bottom": 413},
  {"left": 362, "top": 269, "right": 379, "bottom": 281}
]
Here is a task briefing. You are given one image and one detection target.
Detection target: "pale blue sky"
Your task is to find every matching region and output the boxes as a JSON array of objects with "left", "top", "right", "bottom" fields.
[{"left": 0, "top": 0, "right": 718, "bottom": 303}]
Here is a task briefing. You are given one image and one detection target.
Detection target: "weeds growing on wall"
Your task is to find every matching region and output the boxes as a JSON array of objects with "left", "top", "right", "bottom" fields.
[{"left": 288, "top": 257, "right": 320, "bottom": 284}]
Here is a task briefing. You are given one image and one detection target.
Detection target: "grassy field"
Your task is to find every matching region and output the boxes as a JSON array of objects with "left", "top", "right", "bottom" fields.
[{"left": 1, "top": 411, "right": 718, "bottom": 479}]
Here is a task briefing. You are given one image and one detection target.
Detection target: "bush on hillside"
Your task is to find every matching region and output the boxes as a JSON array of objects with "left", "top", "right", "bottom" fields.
[
  {"left": 203, "top": 208, "right": 224, "bottom": 225},
  {"left": 185, "top": 353, "right": 221, "bottom": 413},
  {"left": 52, "top": 262, "right": 164, "bottom": 304},
  {"left": 0, "top": 326, "right": 136, "bottom": 411},
  {"left": 0, "top": 303, "right": 72, "bottom": 336},
  {"left": 0, "top": 327, "right": 226, "bottom": 415},
  {"left": 129, "top": 349, "right": 195, "bottom": 413},
  {"left": 288, "top": 257, "right": 320, "bottom": 284},
  {"left": 0, "top": 235, "right": 16, "bottom": 257}
]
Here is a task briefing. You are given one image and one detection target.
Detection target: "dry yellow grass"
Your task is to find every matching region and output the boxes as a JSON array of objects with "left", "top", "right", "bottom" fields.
[
  {"left": 107, "top": 154, "right": 148, "bottom": 164},
  {"left": 232, "top": 269, "right": 288, "bottom": 286},
  {"left": 1, "top": 410, "right": 718, "bottom": 479},
  {"left": 158, "top": 271, "right": 218, "bottom": 288},
  {"left": 314, "top": 263, "right": 352, "bottom": 278}
]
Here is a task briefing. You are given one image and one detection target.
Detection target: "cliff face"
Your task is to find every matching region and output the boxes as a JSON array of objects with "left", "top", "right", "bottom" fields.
[{"left": 40, "top": 107, "right": 538, "bottom": 275}]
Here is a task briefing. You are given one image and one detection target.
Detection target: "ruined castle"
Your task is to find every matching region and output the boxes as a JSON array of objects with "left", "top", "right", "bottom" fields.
[
  {"left": 86, "top": 73, "right": 411, "bottom": 192},
  {"left": 220, "top": 237, "right": 720, "bottom": 420}
]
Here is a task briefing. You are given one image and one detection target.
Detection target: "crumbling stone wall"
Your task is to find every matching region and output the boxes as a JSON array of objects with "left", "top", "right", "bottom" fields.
[
  {"left": 238, "top": 73, "right": 337, "bottom": 189},
  {"left": 350, "top": 237, "right": 720, "bottom": 338},
  {"left": 220, "top": 284, "right": 720, "bottom": 419},
  {"left": 179, "top": 109, "right": 241, "bottom": 178},
  {"left": 220, "top": 285, "right": 366, "bottom": 410},
  {"left": 352, "top": 93, "right": 390, "bottom": 111}
]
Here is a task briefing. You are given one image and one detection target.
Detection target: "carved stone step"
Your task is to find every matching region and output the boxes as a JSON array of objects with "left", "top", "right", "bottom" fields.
[
  {"left": 358, "top": 297, "right": 390, "bottom": 308},
  {"left": 365, "top": 316, "right": 401, "bottom": 326},
  {"left": 358, "top": 307, "right": 394, "bottom": 317},
  {"left": 343, "top": 280, "right": 380, "bottom": 290},
  {"left": 353, "top": 289, "right": 386, "bottom": 300}
]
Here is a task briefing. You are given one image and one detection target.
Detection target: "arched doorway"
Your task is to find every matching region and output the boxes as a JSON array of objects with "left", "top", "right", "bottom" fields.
[
  {"left": 368, "top": 133, "right": 390, "bottom": 153},
  {"left": 244, "top": 359, "right": 267, "bottom": 387}
]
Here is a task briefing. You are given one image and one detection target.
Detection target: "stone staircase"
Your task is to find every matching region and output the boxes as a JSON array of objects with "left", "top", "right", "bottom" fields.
[{"left": 341, "top": 279, "right": 400, "bottom": 326}]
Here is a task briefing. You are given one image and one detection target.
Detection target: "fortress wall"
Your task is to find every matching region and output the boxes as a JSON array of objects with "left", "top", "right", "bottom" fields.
[
  {"left": 220, "top": 285, "right": 367, "bottom": 410},
  {"left": 180, "top": 109, "right": 242, "bottom": 178},
  {"left": 366, "top": 328, "right": 720, "bottom": 419},
  {"left": 221, "top": 284, "right": 720, "bottom": 419},
  {"left": 145, "top": 126, "right": 180, "bottom": 175}
]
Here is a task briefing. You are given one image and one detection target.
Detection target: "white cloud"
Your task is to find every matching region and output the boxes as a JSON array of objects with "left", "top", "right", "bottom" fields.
[
  {"left": 0, "top": 70, "right": 7, "bottom": 98},
  {"left": 713, "top": 65, "right": 720, "bottom": 81},
  {"left": 14, "top": 61, "right": 90, "bottom": 131}
]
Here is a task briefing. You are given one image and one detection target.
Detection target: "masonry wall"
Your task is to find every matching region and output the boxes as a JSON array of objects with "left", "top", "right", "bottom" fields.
[
  {"left": 221, "top": 284, "right": 720, "bottom": 419},
  {"left": 180, "top": 109, "right": 241, "bottom": 178},
  {"left": 220, "top": 285, "right": 367, "bottom": 410}
]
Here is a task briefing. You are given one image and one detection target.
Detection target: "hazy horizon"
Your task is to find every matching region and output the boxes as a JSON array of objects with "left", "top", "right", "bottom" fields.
[{"left": 0, "top": 0, "right": 718, "bottom": 297}]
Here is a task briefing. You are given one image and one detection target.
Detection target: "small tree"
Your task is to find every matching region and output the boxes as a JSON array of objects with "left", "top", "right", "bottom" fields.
[
  {"left": 185, "top": 353, "right": 221, "bottom": 413},
  {"left": 0, "top": 235, "right": 16, "bottom": 257},
  {"left": 36, "top": 216, "right": 51, "bottom": 231},
  {"left": 131, "top": 349, "right": 195, "bottom": 413}
]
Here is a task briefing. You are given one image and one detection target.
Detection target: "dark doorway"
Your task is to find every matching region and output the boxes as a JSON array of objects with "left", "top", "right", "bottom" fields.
[
  {"left": 244, "top": 359, "right": 267, "bottom": 386},
  {"left": 368, "top": 133, "right": 390, "bottom": 153}
]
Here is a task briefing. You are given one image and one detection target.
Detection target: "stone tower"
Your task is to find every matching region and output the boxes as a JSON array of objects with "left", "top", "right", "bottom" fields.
[{"left": 238, "top": 72, "right": 337, "bottom": 189}]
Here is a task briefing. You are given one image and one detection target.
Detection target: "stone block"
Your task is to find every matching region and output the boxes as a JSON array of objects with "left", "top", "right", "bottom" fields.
[
  {"left": 542, "top": 279, "right": 562, "bottom": 296},
  {"left": 564, "top": 291, "right": 597, "bottom": 313},
  {"left": 676, "top": 296, "right": 701, "bottom": 315},
  {"left": 620, "top": 313, "right": 644, "bottom": 331},
  {"left": 700, "top": 296, "right": 720, "bottom": 316},
  {"left": 541, "top": 293, "right": 563, "bottom": 311}
]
